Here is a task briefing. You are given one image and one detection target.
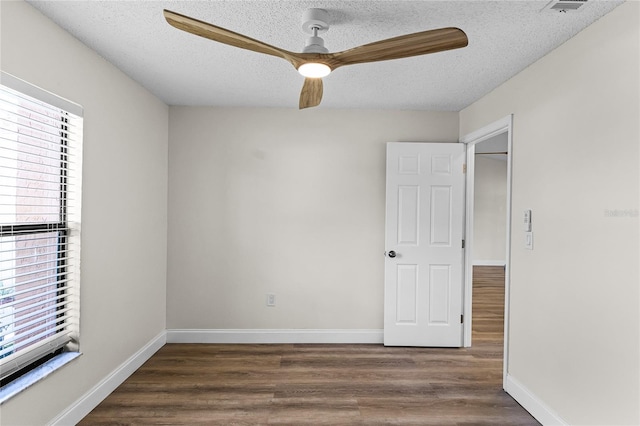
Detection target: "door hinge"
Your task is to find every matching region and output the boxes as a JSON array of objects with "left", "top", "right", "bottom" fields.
[
  {"left": 460, "top": 314, "right": 464, "bottom": 324},
  {"left": 462, "top": 239, "right": 465, "bottom": 249},
  {"left": 463, "top": 163, "right": 467, "bottom": 174}
]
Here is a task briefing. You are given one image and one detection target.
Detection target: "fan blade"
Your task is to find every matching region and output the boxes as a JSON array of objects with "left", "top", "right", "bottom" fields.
[
  {"left": 299, "top": 78, "right": 323, "bottom": 109},
  {"left": 331, "top": 28, "right": 468, "bottom": 68},
  {"left": 164, "top": 9, "right": 295, "bottom": 62}
]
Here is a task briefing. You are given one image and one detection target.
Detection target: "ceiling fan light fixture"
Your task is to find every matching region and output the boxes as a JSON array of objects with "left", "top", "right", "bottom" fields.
[
  {"left": 164, "top": 9, "right": 469, "bottom": 109},
  {"left": 298, "top": 63, "right": 331, "bottom": 78}
]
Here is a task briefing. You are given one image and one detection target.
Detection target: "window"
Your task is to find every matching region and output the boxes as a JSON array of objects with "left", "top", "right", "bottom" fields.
[{"left": 0, "top": 72, "right": 82, "bottom": 390}]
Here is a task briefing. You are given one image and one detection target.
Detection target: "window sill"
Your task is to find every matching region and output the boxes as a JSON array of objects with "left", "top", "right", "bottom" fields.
[{"left": 0, "top": 352, "right": 81, "bottom": 404}]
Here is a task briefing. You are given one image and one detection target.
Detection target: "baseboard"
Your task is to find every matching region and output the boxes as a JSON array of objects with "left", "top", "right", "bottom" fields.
[
  {"left": 48, "top": 331, "right": 166, "bottom": 426},
  {"left": 166, "top": 329, "right": 384, "bottom": 344},
  {"left": 505, "top": 374, "right": 568, "bottom": 425},
  {"left": 473, "top": 260, "right": 506, "bottom": 266}
]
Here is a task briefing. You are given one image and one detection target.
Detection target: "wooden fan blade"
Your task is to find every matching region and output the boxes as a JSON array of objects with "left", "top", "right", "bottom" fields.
[
  {"left": 164, "top": 9, "right": 296, "bottom": 62},
  {"left": 299, "top": 78, "right": 323, "bottom": 109},
  {"left": 331, "top": 28, "right": 468, "bottom": 68}
]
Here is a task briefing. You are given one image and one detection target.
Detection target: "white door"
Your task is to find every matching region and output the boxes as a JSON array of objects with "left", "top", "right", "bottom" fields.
[{"left": 384, "top": 142, "right": 466, "bottom": 347}]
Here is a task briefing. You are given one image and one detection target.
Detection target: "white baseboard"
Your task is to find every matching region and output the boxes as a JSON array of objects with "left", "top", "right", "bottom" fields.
[
  {"left": 48, "top": 331, "right": 166, "bottom": 426},
  {"left": 505, "top": 374, "right": 567, "bottom": 425},
  {"left": 473, "top": 260, "right": 506, "bottom": 266},
  {"left": 166, "top": 329, "right": 384, "bottom": 344}
]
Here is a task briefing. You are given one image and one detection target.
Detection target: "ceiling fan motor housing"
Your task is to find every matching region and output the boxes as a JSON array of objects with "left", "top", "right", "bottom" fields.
[{"left": 303, "top": 36, "right": 328, "bottom": 53}]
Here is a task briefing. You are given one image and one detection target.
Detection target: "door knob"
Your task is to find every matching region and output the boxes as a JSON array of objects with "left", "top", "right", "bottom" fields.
[{"left": 386, "top": 250, "right": 397, "bottom": 258}]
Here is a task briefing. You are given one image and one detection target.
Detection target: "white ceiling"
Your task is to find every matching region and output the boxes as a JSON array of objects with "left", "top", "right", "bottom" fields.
[{"left": 26, "top": 0, "right": 623, "bottom": 110}]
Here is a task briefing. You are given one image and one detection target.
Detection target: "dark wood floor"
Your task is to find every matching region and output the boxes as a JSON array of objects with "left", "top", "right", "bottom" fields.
[{"left": 80, "top": 266, "right": 538, "bottom": 425}]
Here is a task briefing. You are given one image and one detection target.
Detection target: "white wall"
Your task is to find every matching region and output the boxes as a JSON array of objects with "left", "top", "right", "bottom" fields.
[
  {"left": 473, "top": 155, "right": 507, "bottom": 265},
  {"left": 167, "top": 108, "right": 458, "bottom": 330},
  {"left": 0, "top": 1, "right": 169, "bottom": 424},
  {"left": 460, "top": 2, "right": 639, "bottom": 424}
]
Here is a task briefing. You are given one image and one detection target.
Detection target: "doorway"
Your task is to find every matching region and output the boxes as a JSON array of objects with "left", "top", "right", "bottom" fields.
[{"left": 461, "top": 115, "right": 513, "bottom": 388}]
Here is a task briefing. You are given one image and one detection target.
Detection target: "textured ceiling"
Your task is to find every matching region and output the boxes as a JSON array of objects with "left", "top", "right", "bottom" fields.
[{"left": 26, "top": 0, "right": 623, "bottom": 110}]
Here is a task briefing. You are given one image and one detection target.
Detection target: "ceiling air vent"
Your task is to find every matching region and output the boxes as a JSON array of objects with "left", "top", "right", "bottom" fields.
[{"left": 542, "top": 0, "right": 588, "bottom": 13}]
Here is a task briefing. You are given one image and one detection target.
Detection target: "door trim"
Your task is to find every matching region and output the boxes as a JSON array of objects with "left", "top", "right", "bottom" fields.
[{"left": 460, "top": 115, "right": 513, "bottom": 389}]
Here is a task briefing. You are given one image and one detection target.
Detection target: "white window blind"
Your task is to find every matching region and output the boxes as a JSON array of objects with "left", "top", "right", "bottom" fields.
[{"left": 0, "top": 72, "right": 82, "bottom": 382}]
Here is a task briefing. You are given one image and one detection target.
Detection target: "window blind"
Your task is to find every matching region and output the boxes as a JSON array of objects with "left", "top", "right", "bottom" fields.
[{"left": 0, "top": 72, "right": 83, "bottom": 382}]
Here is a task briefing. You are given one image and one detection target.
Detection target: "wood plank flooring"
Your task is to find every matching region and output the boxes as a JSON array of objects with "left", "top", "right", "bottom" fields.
[{"left": 79, "top": 266, "right": 538, "bottom": 425}]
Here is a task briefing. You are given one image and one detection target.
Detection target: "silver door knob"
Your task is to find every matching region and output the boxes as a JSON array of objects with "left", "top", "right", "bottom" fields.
[{"left": 386, "top": 250, "right": 396, "bottom": 258}]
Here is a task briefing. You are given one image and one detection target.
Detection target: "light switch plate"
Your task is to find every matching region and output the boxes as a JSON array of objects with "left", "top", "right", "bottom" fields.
[
  {"left": 524, "top": 209, "right": 532, "bottom": 232},
  {"left": 525, "top": 232, "right": 533, "bottom": 250}
]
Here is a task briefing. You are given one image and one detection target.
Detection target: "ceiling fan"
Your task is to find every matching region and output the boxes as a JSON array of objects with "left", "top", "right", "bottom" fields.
[{"left": 163, "top": 8, "right": 468, "bottom": 109}]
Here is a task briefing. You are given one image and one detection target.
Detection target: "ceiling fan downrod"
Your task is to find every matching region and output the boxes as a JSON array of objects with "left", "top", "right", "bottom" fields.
[{"left": 302, "top": 9, "right": 330, "bottom": 54}]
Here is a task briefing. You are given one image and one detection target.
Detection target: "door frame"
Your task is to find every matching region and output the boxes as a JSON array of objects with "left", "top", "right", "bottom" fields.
[{"left": 460, "top": 115, "right": 513, "bottom": 388}]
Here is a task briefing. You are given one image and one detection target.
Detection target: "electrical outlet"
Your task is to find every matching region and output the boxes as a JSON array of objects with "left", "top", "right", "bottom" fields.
[{"left": 266, "top": 293, "right": 276, "bottom": 307}]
